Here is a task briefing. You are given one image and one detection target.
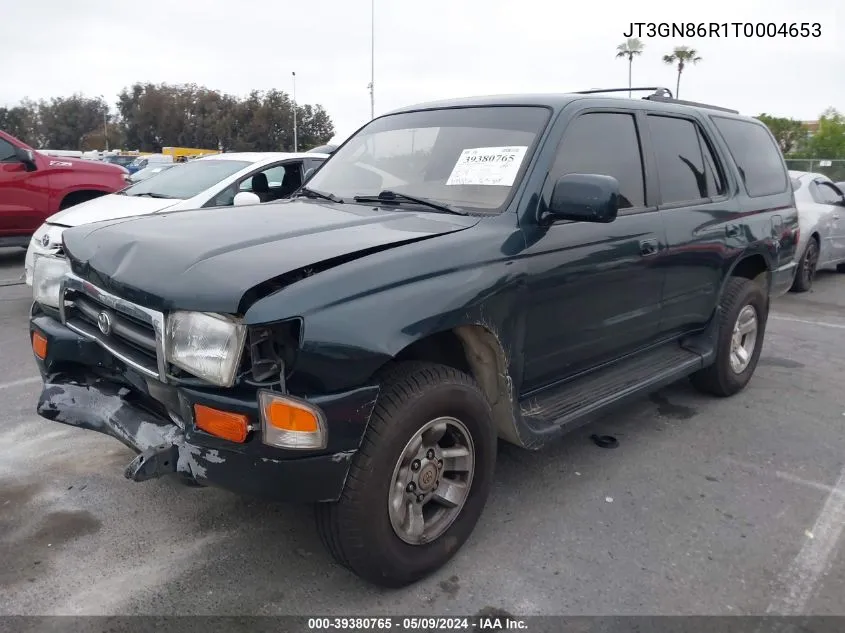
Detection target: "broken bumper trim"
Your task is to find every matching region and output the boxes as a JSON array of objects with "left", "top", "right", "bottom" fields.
[
  {"left": 30, "top": 314, "right": 381, "bottom": 504},
  {"left": 36, "top": 378, "right": 361, "bottom": 503}
]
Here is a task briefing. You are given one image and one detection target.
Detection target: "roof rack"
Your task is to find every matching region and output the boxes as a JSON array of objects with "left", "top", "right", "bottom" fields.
[
  {"left": 572, "top": 86, "right": 739, "bottom": 114},
  {"left": 643, "top": 94, "right": 739, "bottom": 114},
  {"left": 574, "top": 87, "right": 674, "bottom": 97}
]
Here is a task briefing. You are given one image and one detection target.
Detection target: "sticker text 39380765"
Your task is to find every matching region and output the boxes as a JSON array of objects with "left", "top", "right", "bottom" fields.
[{"left": 446, "top": 146, "right": 528, "bottom": 187}]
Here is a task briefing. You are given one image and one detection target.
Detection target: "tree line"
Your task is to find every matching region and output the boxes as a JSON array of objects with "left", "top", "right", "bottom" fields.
[
  {"left": 756, "top": 109, "right": 845, "bottom": 160},
  {"left": 0, "top": 82, "right": 335, "bottom": 153}
]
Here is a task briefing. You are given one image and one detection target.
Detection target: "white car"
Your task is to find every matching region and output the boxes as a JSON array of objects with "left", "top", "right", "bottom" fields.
[
  {"left": 25, "top": 151, "right": 329, "bottom": 285},
  {"left": 788, "top": 170, "right": 845, "bottom": 292}
]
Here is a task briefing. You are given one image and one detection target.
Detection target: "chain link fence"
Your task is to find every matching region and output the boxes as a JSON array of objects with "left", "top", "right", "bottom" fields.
[{"left": 785, "top": 159, "right": 845, "bottom": 182}]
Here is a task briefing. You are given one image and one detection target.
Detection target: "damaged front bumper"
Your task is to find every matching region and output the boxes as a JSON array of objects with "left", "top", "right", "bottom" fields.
[{"left": 31, "top": 313, "right": 380, "bottom": 503}]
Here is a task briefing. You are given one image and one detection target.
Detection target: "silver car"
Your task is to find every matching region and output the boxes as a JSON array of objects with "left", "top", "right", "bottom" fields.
[{"left": 789, "top": 170, "right": 845, "bottom": 292}]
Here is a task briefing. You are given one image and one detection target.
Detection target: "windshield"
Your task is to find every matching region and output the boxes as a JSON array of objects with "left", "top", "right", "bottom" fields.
[
  {"left": 104, "top": 155, "right": 135, "bottom": 167},
  {"left": 306, "top": 106, "right": 550, "bottom": 214},
  {"left": 122, "top": 159, "right": 250, "bottom": 199},
  {"left": 130, "top": 164, "right": 176, "bottom": 182}
]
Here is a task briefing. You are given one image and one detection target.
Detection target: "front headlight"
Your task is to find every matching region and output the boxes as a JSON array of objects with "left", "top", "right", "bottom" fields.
[
  {"left": 165, "top": 311, "right": 246, "bottom": 387},
  {"left": 32, "top": 256, "right": 71, "bottom": 308}
]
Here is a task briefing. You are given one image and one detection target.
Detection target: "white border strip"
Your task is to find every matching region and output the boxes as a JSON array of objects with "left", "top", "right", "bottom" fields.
[{"left": 0, "top": 376, "right": 41, "bottom": 390}]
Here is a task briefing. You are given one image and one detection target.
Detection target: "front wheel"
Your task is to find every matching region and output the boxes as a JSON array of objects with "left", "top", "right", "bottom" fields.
[
  {"left": 690, "top": 277, "right": 768, "bottom": 397},
  {"left": 316, "top": 361, "right": 496, "bottom": 587}
]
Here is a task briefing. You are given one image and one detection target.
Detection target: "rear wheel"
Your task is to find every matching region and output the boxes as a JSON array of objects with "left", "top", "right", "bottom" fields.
[
  {"left": 316, "top": 361, "right": 496, "bottom": 588},
  {"left": 836, "top": 263, "right": 845, "bottom": 273},
  {"left": 691, "top": 277, "right": 768, "bottom": 397},
  {"left": 790, "top": 239, "right": 819, "bottom": 293}
]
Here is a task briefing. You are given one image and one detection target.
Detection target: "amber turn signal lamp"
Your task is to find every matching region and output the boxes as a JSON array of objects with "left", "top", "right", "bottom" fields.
[
  {"left": 258, "top": 391, "right": 327, "bottom": 449},
  {"left": 193, "top": 404, "right": 249, "bottom": 443},
  {"left": 32, "top": 332, "right": 48, "bottom": 360}
]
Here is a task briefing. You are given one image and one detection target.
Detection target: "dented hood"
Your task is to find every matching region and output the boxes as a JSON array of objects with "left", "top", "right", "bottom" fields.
[{"left": 61, "top": 199, "right": 479, "bottom": 313}]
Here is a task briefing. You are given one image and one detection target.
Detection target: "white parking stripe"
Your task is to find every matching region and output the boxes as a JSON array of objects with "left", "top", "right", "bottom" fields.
[
  {"left": 723, "top": 457, "right": 845, "bottom": 498},
  {"left": 770, "top": 314, "right": 845, "bottom": 329},
  {"left": 766, "top": 466, "right": 845, "bottom": 614},
  {"left": 0, "top": 376, "right": 41, "bottom": 390}
]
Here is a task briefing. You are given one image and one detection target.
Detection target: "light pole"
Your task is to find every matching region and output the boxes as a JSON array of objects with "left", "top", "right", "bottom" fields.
[
  {"left": 101, "top": 96, "right": 109, "bottom": 152},
  {"left": 292, "top": 71, "right": 298, "bottom": 153},
  {"left": 368, "top": 0, "right": 375, "bottom": 119}
]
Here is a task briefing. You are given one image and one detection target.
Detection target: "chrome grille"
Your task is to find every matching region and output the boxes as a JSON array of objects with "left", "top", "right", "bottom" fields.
[{"left": 59, "top": 272, "right": 167, "bottom": 382}]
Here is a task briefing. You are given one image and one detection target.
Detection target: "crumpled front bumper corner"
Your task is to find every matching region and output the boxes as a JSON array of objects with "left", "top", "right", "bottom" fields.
[{"left": 35, "top": 377, "right": 365, "bottom": 503}]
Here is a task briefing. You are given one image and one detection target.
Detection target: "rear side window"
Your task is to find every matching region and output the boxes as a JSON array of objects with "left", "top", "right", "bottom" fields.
[
  {"left": 812, "top": 181, "right": 845, "bottom": 205},
  {"left": 712, "top": 117, "right": 788, "bottom": 197},
  {"left": 647, "top": 115, "right": 725, "bottom": 204},
  {"left": 0, "top": 138, "right": 16, "bottom": 162},
  {"left": 551, "top": 112, "right": 645, "bottom": 209}
]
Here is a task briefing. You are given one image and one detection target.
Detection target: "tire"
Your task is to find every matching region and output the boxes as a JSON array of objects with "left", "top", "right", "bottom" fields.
[
  {"left": 837, "top": 263, "right": 845, "bottom": 273},
  {"left": 690, "top": 277, "right": 768, "bottom": 397},
  {"left": 790, "top": 238, "right": 819, "bottom": 293},
  {"left": 315, "top": 361, "right": 496, "bottom": 588}
]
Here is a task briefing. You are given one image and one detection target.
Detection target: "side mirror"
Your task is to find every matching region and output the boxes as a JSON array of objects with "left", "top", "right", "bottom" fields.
[
  {"left": 233, "top": 191, "right": 261, "bottom": 206},
  {"left": 15, "top": 147, "right": 37, "bottom": 171},
  {"left": 541, "top": 174, "right": 620, "bottom": 225},
  {"left": 303, "top": 167, "right": 316, "bottom": 182}
]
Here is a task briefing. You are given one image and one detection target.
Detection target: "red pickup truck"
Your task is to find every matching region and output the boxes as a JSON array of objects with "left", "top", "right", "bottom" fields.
[{"left": 0, "top": 130, "right": 128, "bottom": 247}]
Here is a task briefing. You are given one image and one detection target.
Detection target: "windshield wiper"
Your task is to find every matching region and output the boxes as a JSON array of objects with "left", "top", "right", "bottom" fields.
[
  {"left": 292, "top": 186, "right": 344, "bottom": 203},
  {"left": 131, "top": 192, "right": 177, "bottom": 199},
  {"left": 353, "top": 190, "right": 467, "bottom": 216}
]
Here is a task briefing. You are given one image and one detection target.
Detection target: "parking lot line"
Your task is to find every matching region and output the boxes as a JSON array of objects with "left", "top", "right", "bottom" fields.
[
  {"left": 723, "top": 457, "right": 845, "bottom": 498},
  {"left": 0, "top": 376, "right": 40, "bottom": 390},
  {"left": 770, "top": 314, "right": 845, "bottom": 330},
  {"left": 766, "top": 465, "right": 845, "bottom": 615}
]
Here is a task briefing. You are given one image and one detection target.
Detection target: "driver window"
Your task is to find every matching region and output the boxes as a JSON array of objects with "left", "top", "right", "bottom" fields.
[{"left": 211, "top": 161, "right": 304, "bottom": 206}]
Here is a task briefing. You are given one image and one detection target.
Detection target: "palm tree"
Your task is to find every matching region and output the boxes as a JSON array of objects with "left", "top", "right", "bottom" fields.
[
  {"left": 662, "top": 46, "right": 702, "bottom": 99},
  {"left": 615, "top": 38, "right": 645, "bottom": 97}
]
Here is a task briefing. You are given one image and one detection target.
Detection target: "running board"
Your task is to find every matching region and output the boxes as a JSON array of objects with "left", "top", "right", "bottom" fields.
[{"left": 518, "top": 343, "right": 705, "bottom": 438}]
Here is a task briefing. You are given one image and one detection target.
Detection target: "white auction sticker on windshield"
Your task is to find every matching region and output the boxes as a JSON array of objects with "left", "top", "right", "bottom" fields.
[{"left": 446, "top": 146, "right": 528, "bottom": 187}]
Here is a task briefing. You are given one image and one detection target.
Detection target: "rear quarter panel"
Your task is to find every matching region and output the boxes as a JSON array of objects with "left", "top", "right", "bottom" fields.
[{"left": 703, "top": 114, "right": 799, "bottom": 291}]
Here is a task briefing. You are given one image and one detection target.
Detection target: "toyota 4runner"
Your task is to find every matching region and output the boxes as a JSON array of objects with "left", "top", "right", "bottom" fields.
[{"left": 29, "top": 87, "right": 799, "bottom": 587}]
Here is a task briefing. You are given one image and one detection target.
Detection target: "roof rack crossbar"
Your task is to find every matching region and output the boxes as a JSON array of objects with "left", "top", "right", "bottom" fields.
[
  {"left": 643, "top": 94, "right": 739, "bottom": 114},
  {"left": 573, "top": 87, "right": 674, "bottom": 98},
  {"left": 571, "top": 86, "right": 739, "bottom": 114}
]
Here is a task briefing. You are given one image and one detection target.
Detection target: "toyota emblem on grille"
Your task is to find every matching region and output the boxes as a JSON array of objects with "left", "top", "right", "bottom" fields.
[
  {"left": 41, "top": 234, "right": 51, "bottom": 248},
  {"left": 97, "top": 311, "right": 112, "bottom": 335}
]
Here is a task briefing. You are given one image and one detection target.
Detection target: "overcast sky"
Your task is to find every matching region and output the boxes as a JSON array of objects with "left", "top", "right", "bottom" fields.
[{"left": 1, "top": 0, "right": 841, "bottom": 143}]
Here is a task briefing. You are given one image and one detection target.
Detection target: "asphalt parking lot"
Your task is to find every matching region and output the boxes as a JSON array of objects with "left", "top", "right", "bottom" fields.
[{"left": 1, "top": 246, "right": 843, "bottom": 617}]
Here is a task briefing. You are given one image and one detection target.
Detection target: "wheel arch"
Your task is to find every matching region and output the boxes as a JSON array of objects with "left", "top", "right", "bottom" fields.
[
  {"left": 386, "top": 324, "right": 521, "bottom": 446},
  {"left": 59, "top": 189, "right": 108, "bottom": 210},
  {"left": 723, "top": 250, "right": 772, "bottom": 297}
]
